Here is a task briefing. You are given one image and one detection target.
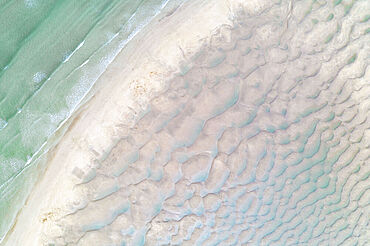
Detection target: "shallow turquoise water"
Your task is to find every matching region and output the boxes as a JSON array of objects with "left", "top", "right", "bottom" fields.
[
  {"left": 1, "top": 0, "right": 369, "bottom": 245},
  {"left": 0, "top": 0, "right": 176, "bottom": 241},
  {"left": 31, "top": 0, "right": 369, "bottom": 244}
]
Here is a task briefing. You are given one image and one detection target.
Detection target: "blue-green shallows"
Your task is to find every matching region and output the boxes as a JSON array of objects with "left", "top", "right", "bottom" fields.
[{"left": 0, "top": 0, "right": 176, "bottom": 241}]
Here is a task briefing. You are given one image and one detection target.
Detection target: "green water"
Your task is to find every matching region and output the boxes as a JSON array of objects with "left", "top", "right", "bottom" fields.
[{"left": 0, "top": 0, "right": 176, "bottom": 241}]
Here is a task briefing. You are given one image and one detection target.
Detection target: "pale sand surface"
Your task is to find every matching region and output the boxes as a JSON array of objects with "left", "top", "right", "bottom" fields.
[
  {"left": 2, "top": 0, "right": 240, "bottom": 245},
  {"left": 3, "top": 0, "right": 370, "bottom": 245}
]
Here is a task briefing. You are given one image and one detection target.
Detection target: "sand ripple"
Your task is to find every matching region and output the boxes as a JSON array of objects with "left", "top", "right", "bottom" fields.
[{"left": 45, "top": 0, "right": 369, "bottom": 245}]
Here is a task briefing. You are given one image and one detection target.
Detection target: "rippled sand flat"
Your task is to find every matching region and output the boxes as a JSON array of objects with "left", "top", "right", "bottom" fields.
[
  {"left": 0, "top": 0, "right": 177, "bottom": 240},
  {"left": 3, "top": 0, "right": 370, "bottom": 245}
]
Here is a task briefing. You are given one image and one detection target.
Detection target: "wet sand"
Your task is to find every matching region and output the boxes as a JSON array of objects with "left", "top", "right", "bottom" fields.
[
  {"left": 2, "top": 0, "right": 237, "bottom": 245},
  {"left": 3, "top": 0, "right": 370, "bottom": 245}
]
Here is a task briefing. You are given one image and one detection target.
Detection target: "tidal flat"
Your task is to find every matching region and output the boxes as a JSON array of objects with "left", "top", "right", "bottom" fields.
[{"left": 0, "top": 0, "right": 369, "bottom": 245}]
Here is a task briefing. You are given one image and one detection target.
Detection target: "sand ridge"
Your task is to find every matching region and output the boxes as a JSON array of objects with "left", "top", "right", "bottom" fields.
[
  {"left": 3, "top": 0, "right": 370, "bottom": 245},
  {"left": 1, "top": 0, "right": 240, "bottom": 245}
]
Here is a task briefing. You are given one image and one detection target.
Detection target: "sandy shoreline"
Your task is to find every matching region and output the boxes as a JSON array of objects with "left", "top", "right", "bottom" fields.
[
  {"left": 3, "top": 0, "right": 369, "bottom": 244},
  {"left": 2, "top": 0, "right": 239, "bottom": 245}
]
